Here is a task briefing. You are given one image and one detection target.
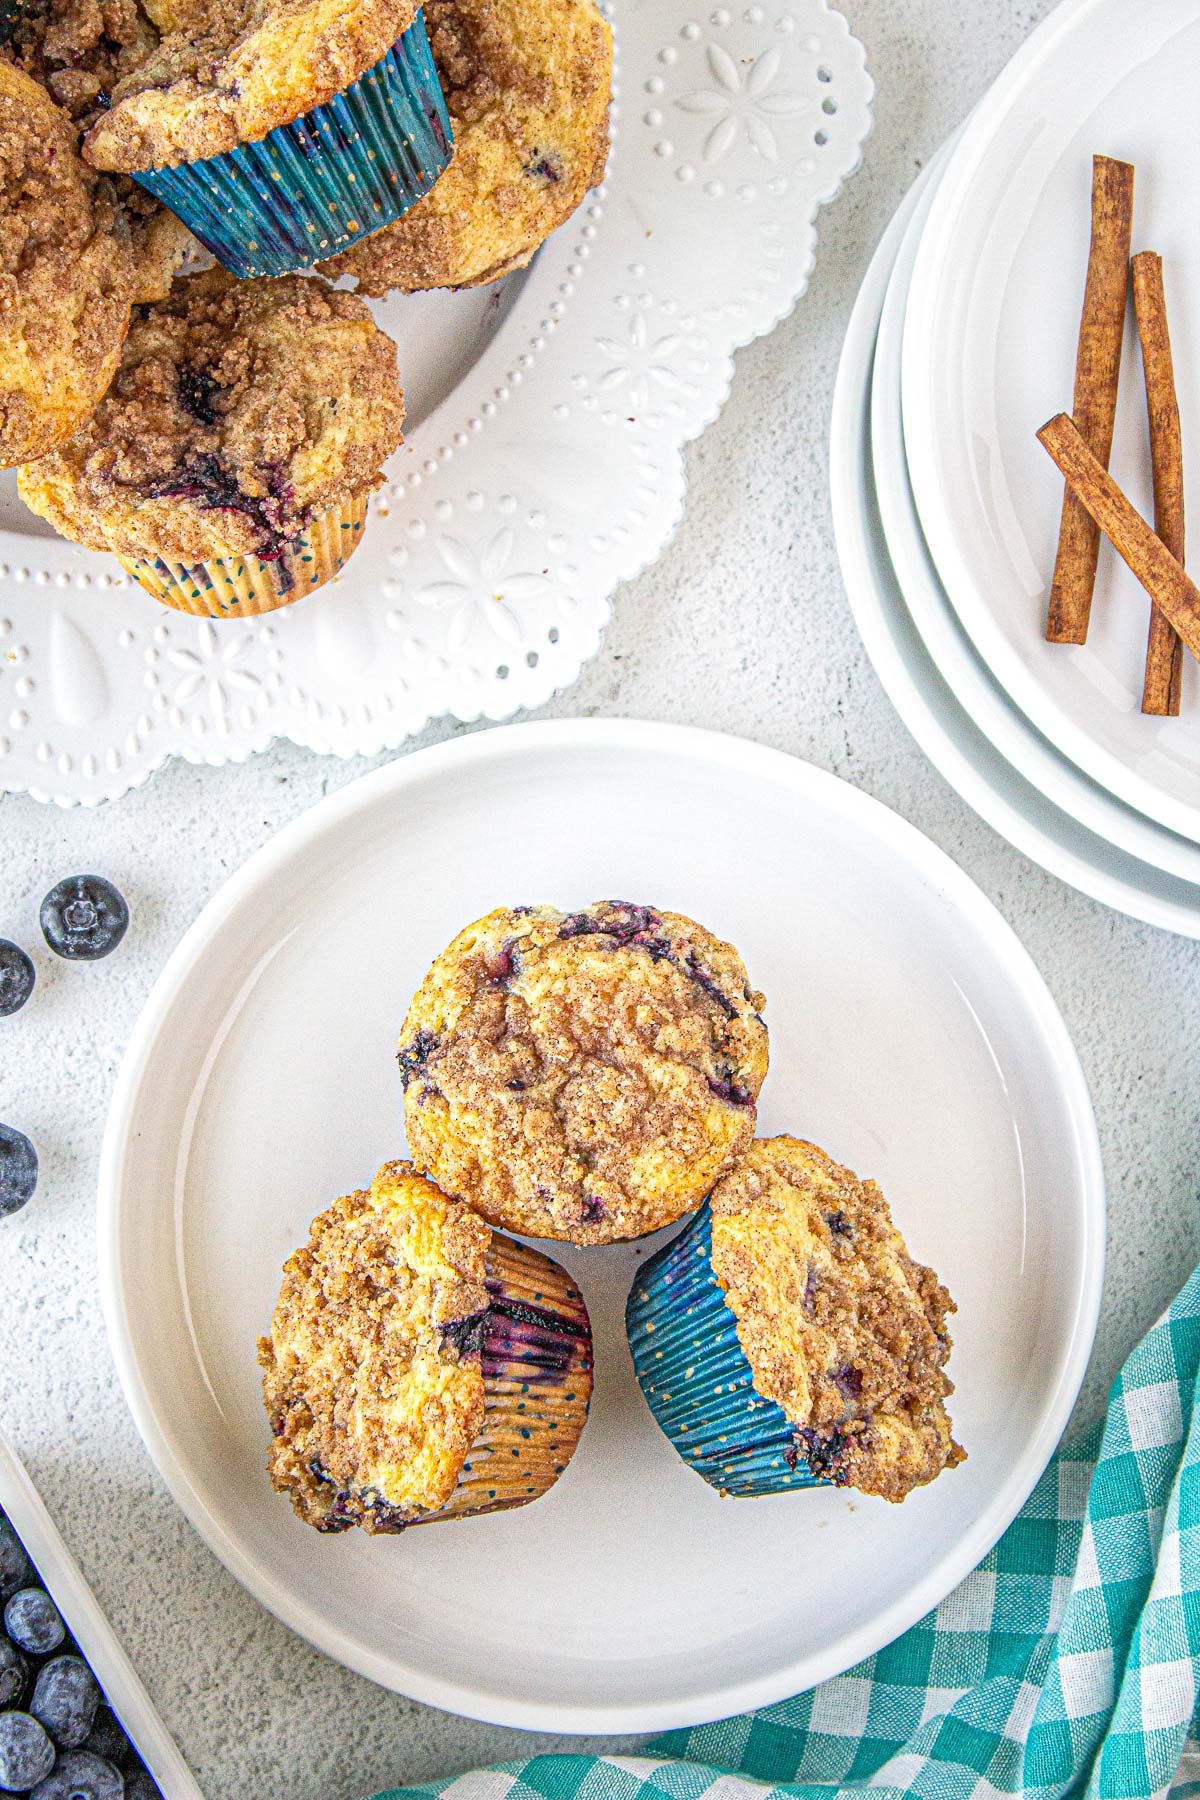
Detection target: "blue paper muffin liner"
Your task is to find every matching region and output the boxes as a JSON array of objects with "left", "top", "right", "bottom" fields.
[
  {"left": 626, "top": 1202, "right": 824, "bottom": 1497},
  {"left": 133, "top": 16, "right": 453, "bottom": 278}
]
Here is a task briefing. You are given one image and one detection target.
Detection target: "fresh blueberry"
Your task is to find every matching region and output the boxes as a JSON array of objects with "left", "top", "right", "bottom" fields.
[
  {"left": 121, "top": 1773, "right": 161, "bottom": 1800},
  {"left": 30, "top": 1751, "right": 123, "bottom": 1800},
  {"left": 81, "top": 1715, "right": 127, "bottom": 1770},
  {"left": 0, "top": 1128, "right": 37, "bottom": 1219},
  {"left": 0, "top": 1638, "right": 27, "bottom": 1708},
  {"left": 31, "top": 1659, "right": 99, "bottom": 1750},
  {"left": 0, "top": 944, "right": 34, "bottom": 1017},
  {"left": 39, "top": 879, "right": 129, "bottom": 963},
  {"left": 4, "top": 1589, "right": 65, "bottom": 1657},
  {"left": 0, "top": 1712, "right": 56, "bottom": 1794},
  {"left": 0, "top": 1521, "right": 34, "bottom": 1598}
]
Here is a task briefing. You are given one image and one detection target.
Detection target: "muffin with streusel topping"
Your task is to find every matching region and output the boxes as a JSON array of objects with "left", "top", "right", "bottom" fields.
[
  {"left": 324, "top": 0, "right": 611, "bottom": 294},
  {"left": 259, "top": 1160, "right": 593, "bottom": 1534},
  {"left": 18, "top": 266, "right": 405, "bottom": 614},
  {"left": 81, "top": 0, "right": 454, "bottom": 278},
  {"left": 3, "top": 0, "right": 193, "bottom": 300},
  {"left": 0, "top": 62, "right": 139, "bottom": 465},
  {"left": 397, "top": 901, "right": 769, "bottom": 1246},
  {"left": 627, "top": 1136, "right": 965, "bottom": 1504}
]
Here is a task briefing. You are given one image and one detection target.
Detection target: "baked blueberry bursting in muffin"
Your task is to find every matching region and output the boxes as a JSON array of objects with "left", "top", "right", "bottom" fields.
[
  {"left": 17, "top": 266, "right": 405, "bottom": 602},
  {"left": 397, "top": 900, "right": 769, "bottom": 1245}
]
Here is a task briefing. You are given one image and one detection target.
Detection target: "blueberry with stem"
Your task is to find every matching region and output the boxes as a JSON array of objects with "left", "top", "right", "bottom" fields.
[
  {"left": 0, "top": 943, "right": 34, "bottom": 1017},
  {"left": 0, "top": 1128, "right": 37, "bottom": 1219},
  {"left": 40, "top": 878, "right": 129, "bottom": 962}
]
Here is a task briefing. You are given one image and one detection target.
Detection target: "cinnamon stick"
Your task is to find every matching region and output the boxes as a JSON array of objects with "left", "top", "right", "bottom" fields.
[
  {"left": 1038, "top": 413, "right": 1200, "bottom": 665},
  {"left": 1045, "top": 155, "right": 1135, "bottom": 644},
  {"left": 1132, "top": 252, "right": 1185, "bottom": 715}
]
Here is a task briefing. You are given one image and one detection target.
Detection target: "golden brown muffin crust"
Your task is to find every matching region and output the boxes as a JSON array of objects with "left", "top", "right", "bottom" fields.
[
  {"left": 82, "top": 0, "right": 419, "bottom": 170},
  {"left": 322, "top": 0, "right": 610, "bottom": 294},
  {"left": 17, "top": 265, "right": 405, "bottom": 561},
  {"left": 258, "top": 1162, "right": 491, "bottom": 1533},
  {"left": 3, "top": 0, "right": 194, "bottom": 295},
  {"left": 710, "top": 1137, "right": 965, "bottom": 1504},
  {"left": 398, "top": 901, "right": 769, "bottom": 1245},
  {"left": 0, "top": 61, "right": 137, "bottom": 464}
]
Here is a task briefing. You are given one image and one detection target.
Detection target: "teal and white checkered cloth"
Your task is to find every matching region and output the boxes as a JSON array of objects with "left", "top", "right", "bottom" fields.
[{"left": 372, "top": 1268, "right": 1200, "bottom": 1800}]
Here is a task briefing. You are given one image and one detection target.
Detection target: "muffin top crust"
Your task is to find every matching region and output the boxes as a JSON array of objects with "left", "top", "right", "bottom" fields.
[
  {"left": 710, "top": 1137, "right": 965, "bottom": 1503},
  {"left": 82, "top": 0, "right": 419, "bottom": 170},
  {"left": 258, "top": 1161, "right": 492, "bottom": 1533},
  {"left": 398, "top": 901, "right": 769, "bottom": 1245},
  {"left": 0, "top": 60, "right": 137, "bottom": 464},
  {"left": 323, "top": 0, "right": 611, "bottom": 294},
  {"left": 3, "top": 0, "right": 195, "bottom": 293},
  {"left": 17, "top": 266, "right": 405, "bottom": 563}
]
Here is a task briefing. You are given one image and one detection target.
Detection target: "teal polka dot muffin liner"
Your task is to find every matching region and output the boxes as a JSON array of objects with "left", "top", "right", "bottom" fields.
[
  {"left": 626, "top": 1202, "right": 824, "bottom": 1498},
  {"left": 133, "top": 16, "right": 453, "bottom": 279}
]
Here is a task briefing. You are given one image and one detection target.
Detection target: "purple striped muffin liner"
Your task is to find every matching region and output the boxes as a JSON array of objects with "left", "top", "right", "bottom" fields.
[
  {"left": 133, "top": 17, "right": 453, "bottom": 278},
  {"left": 422, "top": 1234, "right": 594, "bottom": 1524},
  {"left": 626, "top": 1203, "right": 824, "bottom": 1498}
]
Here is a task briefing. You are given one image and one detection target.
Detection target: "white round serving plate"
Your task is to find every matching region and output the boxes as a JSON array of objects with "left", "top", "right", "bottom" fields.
[
  {"left": 832, "top": 170, "right": 1200, "bottom": 937},
  {"left": 0, "top": 2, "right": 873, "bottom": 810},
  {"left": 99, "top": 718, "right": 1104, "bottom": 1731},
  {"left": 903, "top": 0, "right": 1200, "bottom": 843},
  {"left": 874, "top": 152, "right": 1200, "bottom": 889}
]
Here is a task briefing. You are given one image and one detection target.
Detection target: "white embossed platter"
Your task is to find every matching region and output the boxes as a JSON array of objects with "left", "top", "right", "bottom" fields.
[{"left": 0, "top": 1, "right": 872, "bottom": 807}]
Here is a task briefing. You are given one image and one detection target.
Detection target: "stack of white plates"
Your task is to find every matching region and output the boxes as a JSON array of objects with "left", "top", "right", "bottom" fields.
[{"left": 830, "top": 0, "right": 1200, "bottom": 937}]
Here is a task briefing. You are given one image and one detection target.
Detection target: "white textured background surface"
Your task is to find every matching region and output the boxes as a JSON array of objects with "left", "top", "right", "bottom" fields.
[{"left": 3, "top": 3, "right": 1199, "bottom": 1795}]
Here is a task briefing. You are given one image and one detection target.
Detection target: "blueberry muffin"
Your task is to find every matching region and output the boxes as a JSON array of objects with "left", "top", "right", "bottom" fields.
[
  {"left": 0, "top": 63, "right": 138, "bottom": 465},
  {"left": 81, "top": 0, "right": 453, "bottom": 277},
  {"left": 398, "top": 901, "right": 769, "bottom": 1246},
  {"left": 3, "top": 0, "right": 193, "bottom": 300},
  {"left": 259, "top": 1161, "right": 593, "bottom": 1533},
  {"left": 17, "top": 266, "right": 405, "bottom": 613},
  {"left": 627, "top": 1137, "right": 965, "bottom": 1504},
  {"left": 322, "top": 0, "right": 611, "bottom": 294}
]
